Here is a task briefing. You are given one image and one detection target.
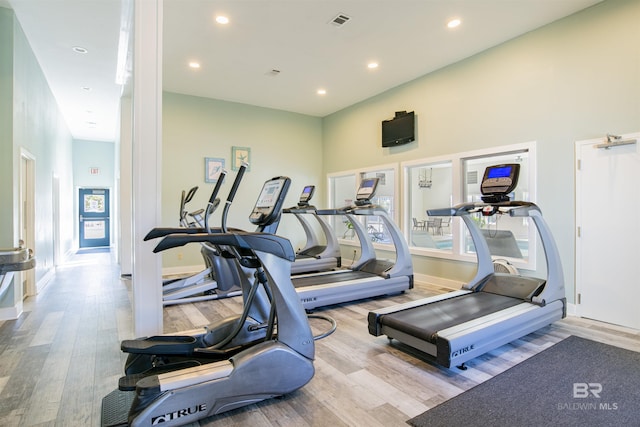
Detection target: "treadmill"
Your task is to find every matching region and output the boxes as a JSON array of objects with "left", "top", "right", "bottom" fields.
[
  {"left": 368, "top": 163, "right": 566, "bottom": 369},
  {"left": 283, "top": 185, "right": 342, "bottom": 275},
  {"left": 292, "top": 177, "right": 414, "bottom": 310}
]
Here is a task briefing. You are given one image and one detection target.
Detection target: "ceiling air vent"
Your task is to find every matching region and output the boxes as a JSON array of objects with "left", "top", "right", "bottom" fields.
[{"left": 330, "top": 13, "right": 351, "bottom": 27}]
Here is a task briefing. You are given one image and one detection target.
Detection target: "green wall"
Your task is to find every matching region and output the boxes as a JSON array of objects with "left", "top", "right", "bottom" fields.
[
  {"left": 0, "top": 7, "right": 75, "bottom": 311},
  {"left": 0, "top": 7, "right": 14, "bottom": 248},
  {"left": 13, "top": 12, "right": 75, "bottom": 276},
  {"left": 162, "top": 92, "right": 323, "bottom": 268},
  {"left": 73, "top": 140, "right": 116, "bottom": 188},
  {"left": 322, "top": 0, "right": 640, "bottom": 302}
]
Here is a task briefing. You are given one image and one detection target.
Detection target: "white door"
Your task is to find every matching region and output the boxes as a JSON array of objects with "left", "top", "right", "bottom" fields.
[{"left": 576, "top": 132, "right": 640, "bottom": 329}]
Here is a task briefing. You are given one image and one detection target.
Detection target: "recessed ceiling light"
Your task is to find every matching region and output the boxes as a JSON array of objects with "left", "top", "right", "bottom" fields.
[
  {"left": 317, "top": 89, "right": 327, "bottom": 95},
  {"left": 215, "top": 15, "right": 229, "bottom": 25},
  {"left": 188, "top": 62, "right": 201, "bottom": 69},
  {"left": 81, "top": 86, "right": 92, "bottom": 91},
  {"left": 72, "top": 46, "right": 88, "bottom": 54},
  {"left": 447, "top": 18, "right": 461, "bottom": 29},
  {"left": 367, "top": 62, "right": 379, "bottom": 69}
]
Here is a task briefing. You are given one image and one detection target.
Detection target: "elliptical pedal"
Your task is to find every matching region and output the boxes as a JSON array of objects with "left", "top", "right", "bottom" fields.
[{"left": 102, "top": 388, "right": 135, "bottom": 427}]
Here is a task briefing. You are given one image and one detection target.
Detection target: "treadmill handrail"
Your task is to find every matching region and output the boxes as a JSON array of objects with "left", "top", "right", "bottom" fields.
[
  {"left": 428, "top": 201, "right": 541, "bottom": 217},
  {"left": 282, "top": 205, "right": 317, "bottom": 214},
  {"left": 317, "top": 203, "right": 386, "bottom": 216}
]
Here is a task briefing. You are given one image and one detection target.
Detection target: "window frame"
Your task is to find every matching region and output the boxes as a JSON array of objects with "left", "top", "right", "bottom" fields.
[
  {"left": 326, "top": 163, "right": 399, "bottom": 251},
  {"left": 401, "top": 141, "right": 537, "bottom": 270}
]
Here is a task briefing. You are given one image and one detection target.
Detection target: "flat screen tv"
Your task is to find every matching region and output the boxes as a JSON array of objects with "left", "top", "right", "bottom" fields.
[{"left": 382, "top": 111, "right": 415, "bottom": 147}]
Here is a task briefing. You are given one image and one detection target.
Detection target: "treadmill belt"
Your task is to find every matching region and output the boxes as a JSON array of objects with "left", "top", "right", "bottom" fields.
[
  {"left": 292, "top": 270, "right": 374, "bottom": 288},
  {"left": 380, "top": 292, "right": 522, "bottom": 344}
]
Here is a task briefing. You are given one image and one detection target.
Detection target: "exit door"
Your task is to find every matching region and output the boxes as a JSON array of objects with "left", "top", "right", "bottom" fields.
[
  {"left": 79, "top": 188, "right": 110, "bottom": 248},
  {"left": 576, "top": 133, "right": 640, "bottom": 330}
]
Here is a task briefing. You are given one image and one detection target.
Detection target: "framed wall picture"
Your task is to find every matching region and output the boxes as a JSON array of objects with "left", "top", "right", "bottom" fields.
[
  {"left": 205, "top": 157, "right": 225, "bottom": 183},
  {"left": 231, "top": 146, "right": 251, "bottom": 171}
]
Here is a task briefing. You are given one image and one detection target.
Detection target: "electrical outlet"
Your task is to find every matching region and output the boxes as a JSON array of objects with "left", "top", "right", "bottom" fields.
[{"left": 177, "top": 253, "right": 183, "bottom": 260}]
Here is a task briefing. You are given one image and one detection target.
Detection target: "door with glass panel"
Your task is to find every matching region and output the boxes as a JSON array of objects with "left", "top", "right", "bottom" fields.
[{"left": 79, "top": 188, "right": 110, "bottom": 248}]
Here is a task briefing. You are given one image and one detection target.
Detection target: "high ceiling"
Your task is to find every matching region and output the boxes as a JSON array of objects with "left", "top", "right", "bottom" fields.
[{"left": 5, "top": 0, "right": 602, "bottom": 142}]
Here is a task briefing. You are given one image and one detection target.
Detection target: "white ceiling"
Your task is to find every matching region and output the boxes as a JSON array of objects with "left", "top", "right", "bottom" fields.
[{"left": 5, "top": 0, "right": 602, "bottom": 142}]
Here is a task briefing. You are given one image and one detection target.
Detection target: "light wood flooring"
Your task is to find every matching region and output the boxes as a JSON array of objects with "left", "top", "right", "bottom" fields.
[{"left": 1, "top": 250, "right": 639, "bottom": 427}]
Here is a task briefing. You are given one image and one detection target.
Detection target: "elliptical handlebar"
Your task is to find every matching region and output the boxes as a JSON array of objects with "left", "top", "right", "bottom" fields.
[
  {"left": 204, "top": 170, "right": 227, "bottom": 232},
  {"left": 221, "top": 163, "right": 248, "bottom": 233},
  {"left": 179, "top": 186, "right": 198, "bottom": 225}
]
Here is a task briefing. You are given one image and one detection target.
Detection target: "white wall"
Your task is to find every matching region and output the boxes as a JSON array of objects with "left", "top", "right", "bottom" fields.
[{"left": 322, "top": 0, "right": 640, "bottom": 302}]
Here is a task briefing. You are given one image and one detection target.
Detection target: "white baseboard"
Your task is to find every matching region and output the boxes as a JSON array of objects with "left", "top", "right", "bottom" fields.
[
  {"left": 0, "top": 300, "right": 23, "bottom": 320},
  {"left": 61, "top": 248, "right": 76, "bottom": 265},
  {"left": 565, "top": 302, "right": 577, "bottom": 316},
  {"left": 36, "top": 268, "right": 56, "bottom": 294}
]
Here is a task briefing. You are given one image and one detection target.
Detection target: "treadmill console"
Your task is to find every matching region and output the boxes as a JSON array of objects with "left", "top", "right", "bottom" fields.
[
  {"left": 480, "top": 164, "right": 520, "bottom": 203},
  {"left": 354, "top": 178, "right": 379, "bottom": 206},
  {"left": 298, "top": 185, "right": 315, "bottom": 207},
  {"left": 249, "top": 177, "right": 291, "bottom": 226}
]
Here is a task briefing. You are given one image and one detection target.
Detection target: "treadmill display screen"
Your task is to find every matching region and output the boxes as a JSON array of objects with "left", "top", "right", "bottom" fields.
[
  {"left": 255, "top": 179, "right": 285, "bottom": 208},
  {"left": 487, "top": 165, "right": 512, "bottom": 179},
  {"left": 356, "top": 178, "right": 379, "bottom": 200},
  {"left": 299, "top": 185, "right": 315, "bottom": 204},
  {"left": 481, "top": 163, "right": 520, "bottom": 199}
]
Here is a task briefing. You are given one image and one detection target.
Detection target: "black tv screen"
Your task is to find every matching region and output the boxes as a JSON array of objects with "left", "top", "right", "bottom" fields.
[{"left": 382, "top": 111, "right": 415, "bottom": 147}]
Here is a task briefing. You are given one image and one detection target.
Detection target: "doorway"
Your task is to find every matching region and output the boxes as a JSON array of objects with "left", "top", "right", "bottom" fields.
[
  {"left": 20, "top": 151, "right": 36, "bottom": 298},
  {"left": 79, "top": 188, "right": 111, "bottom": 248},
  {"left": 575, "top": 133, "right": 640, "bottom": 330}
]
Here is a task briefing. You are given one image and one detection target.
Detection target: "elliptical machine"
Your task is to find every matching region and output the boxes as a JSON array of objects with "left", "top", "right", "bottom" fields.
[
  {"left": 160, "top": 183, "right": 243, "bottom": 305},
  {"left": 122, "top": 166, "right": 290, "bottom": 376},
  {"left": 102, "top": 167, "right": 314, "bottom": 427}
]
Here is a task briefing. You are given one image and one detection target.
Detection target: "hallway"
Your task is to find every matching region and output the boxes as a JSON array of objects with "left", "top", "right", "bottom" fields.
[{"left": 0, "top": 250, "right": 131, "bottom": 426}]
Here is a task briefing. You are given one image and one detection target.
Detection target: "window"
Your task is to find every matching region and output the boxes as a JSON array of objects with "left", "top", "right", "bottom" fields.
[
  {"left": 360, "top": 168, "right": 395, "bottom": 244},
  {"left": 327, "top": 164, "right": 398, "bottom": 247},
  {"left": 402, "top": 142, "right": 536, "bottom": 270},
  {"left": 404, "top": 160, "right": 453, "bottom": 252},
  {"left": 329, "top": 173, "right": 356, "bottom": 241},
  {"left": 462, "top": 150, "right": 532, "bottom": 264}
]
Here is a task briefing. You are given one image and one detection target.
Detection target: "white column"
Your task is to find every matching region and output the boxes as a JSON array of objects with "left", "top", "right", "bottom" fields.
[
  {"left": 131, "top": 0, "right": 163, "bottom": 336},
  {"left": 118, "top": 95, "right": 132, "bottom": 277}
]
